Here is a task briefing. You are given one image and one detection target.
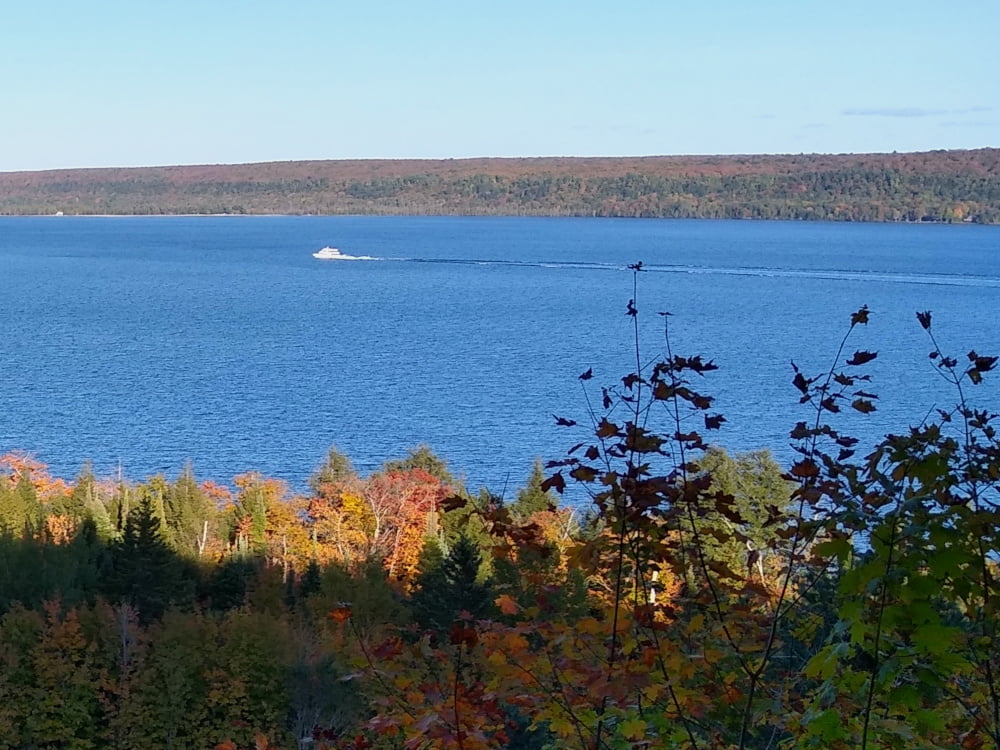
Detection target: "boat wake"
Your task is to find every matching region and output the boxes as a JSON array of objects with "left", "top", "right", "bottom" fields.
[{"left": 348, "top": 256, "right": 1000, "bottom": 289}]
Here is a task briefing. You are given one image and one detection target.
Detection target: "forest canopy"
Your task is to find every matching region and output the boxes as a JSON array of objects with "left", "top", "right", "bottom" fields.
[{"left": 2, "top": 148, "right": 999, "bottom": 223}]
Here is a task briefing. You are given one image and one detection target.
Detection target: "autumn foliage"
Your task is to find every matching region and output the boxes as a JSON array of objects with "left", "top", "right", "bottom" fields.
[{"left": 1, "top": 274, "right": 1000, "bottom": 749}]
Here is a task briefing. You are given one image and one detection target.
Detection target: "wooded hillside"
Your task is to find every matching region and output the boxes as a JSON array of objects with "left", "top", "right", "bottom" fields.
[{"left": 2, "top": 148, "right": 999, "bottom": 222}]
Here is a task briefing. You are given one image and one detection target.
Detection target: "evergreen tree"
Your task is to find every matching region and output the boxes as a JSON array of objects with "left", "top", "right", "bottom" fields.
[
  {"left": 297, "top": 559, "right": 323, "bottom": 600},
  {"left": 511, "top": 458, "right": 555, "bottom": 521},
  {"left": 0, "top": 524, "right": 103, "bottom": 612},
  {"left": 14, "top": 471, "right": 42, "bottom": 536},
  {"left": 164, "top": 464, "right": 214, "bottom": 557},
  {"left": 0, "top": 474, "right": 24, "bottom": 535},
  {"left": 67, "top": 463, "right": 115, "bottom": 540},
  {"left": 692, "top": 447, "right": 794, "bottom": 579},
  {"left": 309, "top": 446, "right": 357, "bottom": 494},
  {"left": 103, "top": 498, "right": 194, "bottom": 624},
  {"left": 383, "top": 444, "right": 455, "bottom": 485},
  {"left": 415, "top": 535, "right": 445, "bottom": 579},
  {"left": 411, "top": 534, "right": 493, "bottom": 630},
  {"left": 438, "top": 488, "right": 495, "bottom": 556},
  {"left": 138, "top": 476, "right": 170, "bottom": 541},
  {"left": 0, "top": 470, "right": 43, "bottom": 537},
  {"left": 109, "top": 471, "right": 132, "bottom": 537},
  {"left": 201, "top": 558, "right": 256, "bottom": 612},
  {"left": 232, "top": 473, "right": 270, "bottom": 554}
]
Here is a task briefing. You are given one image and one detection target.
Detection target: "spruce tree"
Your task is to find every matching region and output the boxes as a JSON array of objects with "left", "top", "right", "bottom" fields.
[
  {"left": 165, "top": 464, "right": 214, "bottom": 557},
  {"left": 309, "top": 447, "right": 357, "bottom": 494},
  {"left": 411, "top": 534, "right": 492, "bottom": 630},
  {"left": 14, "top": 472, "right": 42, "bottom": 536},
  {"left": 511, "top": 458, "right": 555, "bottom": 521},
  {"left": 103, "top": 498, "right": 193, "bottom": 623},
  {"left": 67, "top": 463, "right": 115, "bottom": 540}
]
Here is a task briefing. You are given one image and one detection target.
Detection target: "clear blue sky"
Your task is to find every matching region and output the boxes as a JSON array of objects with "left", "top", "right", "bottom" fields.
[{"left": 2, "top": 0, "right": 997, "bottom": 171}]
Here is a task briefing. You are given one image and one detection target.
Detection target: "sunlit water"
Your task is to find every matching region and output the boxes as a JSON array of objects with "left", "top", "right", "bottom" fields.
[{"left": 2, "top": 216, "right": 998, "bottom": 495}]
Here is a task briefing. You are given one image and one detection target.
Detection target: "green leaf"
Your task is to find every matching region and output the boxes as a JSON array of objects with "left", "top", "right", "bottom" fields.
[
  {"left": 912, "top": 708, "right": 946, "bottom": 734},
  {"left": 618, "top": 717, "right": 647, "bottom": 741},
  {"left": 814, "top": 536, "right": 853, "bottom": 562},
  {"left": 911, "top": 623, "right": 961, "bottom": 657},
  {"left": 809, "top": 708, "right": 849, "bottom": 741},
  {"left": 804, "top": 643, "right": 848, "bottom": 680}
]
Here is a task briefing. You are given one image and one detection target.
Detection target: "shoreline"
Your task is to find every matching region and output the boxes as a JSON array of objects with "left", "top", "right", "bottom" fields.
[{"left": 0, "top": 213, "right": 990, "bottom": 227}]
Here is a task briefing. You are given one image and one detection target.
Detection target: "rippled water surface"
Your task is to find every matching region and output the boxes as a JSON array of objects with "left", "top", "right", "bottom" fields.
[{"left": 2, "top": 216, "right": 998, "bottom": 492}]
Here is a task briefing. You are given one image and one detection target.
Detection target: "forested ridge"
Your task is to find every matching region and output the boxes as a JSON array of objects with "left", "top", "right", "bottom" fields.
[
  {"left": 2, "top": 148, "right": 999, "bottom": 223},
  {"left": 2, "top": 281, "right": 1000, "bottom": 749}
]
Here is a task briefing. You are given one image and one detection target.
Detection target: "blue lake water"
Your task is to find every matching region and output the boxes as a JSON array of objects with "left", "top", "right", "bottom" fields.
[{"left": 1, "top": 215, "right": 999, "bottom": 495}]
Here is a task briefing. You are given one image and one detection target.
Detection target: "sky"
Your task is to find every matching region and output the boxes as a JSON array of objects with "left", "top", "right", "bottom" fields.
[{"left": 1, "top": 0, "right": 997, "bottom": 172}]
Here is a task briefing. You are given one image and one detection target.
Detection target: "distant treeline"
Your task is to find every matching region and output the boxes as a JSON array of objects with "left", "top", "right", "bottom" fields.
[{"left": 2, "top": 148, "right": 999, "bottom": 223}]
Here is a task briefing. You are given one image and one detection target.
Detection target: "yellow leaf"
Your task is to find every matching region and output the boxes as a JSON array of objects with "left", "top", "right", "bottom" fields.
[
  {"left": 548, "top": 715, "right": 576, "bottom": 737},
  {"left": 686, "top": 614, "right": 705, "bottom": 635},
  {"left": 576, "top": 617, "right": 604, "bottom": 635},
  {"left": 619, "top": 717, "right": 647, "bottom": 740},
  {"left": 642, "top": 684, "right": 665, "bottom": 703}
]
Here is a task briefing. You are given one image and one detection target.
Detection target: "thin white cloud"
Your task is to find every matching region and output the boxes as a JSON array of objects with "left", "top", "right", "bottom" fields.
[
  {"left": 844, "top": 107, "right": 946, "bottom": 118},
  {"left": 843, "top": 106, "right": 993, "bottom": 118}
]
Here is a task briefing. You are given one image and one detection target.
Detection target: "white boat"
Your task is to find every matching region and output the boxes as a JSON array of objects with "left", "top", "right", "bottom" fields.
[
  {"left": 313, "top": 246, "right": 345, "bottom": 259},
  {"left": 312, "top": 246, "right": 378, "bottom": 261}
]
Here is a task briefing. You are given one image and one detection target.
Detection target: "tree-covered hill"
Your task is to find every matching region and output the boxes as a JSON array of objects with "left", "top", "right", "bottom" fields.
[{"left": 2, "top": 148, "right": 999, "bottom": 222}]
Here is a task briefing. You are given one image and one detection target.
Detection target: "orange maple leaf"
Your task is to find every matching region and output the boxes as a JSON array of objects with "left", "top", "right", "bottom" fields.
[
  {"left": 329, "top": 605, "right": 352, "bottom": 623},
  {"left": 495, "top": 594, "right": 519, "bottom": 615}
]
